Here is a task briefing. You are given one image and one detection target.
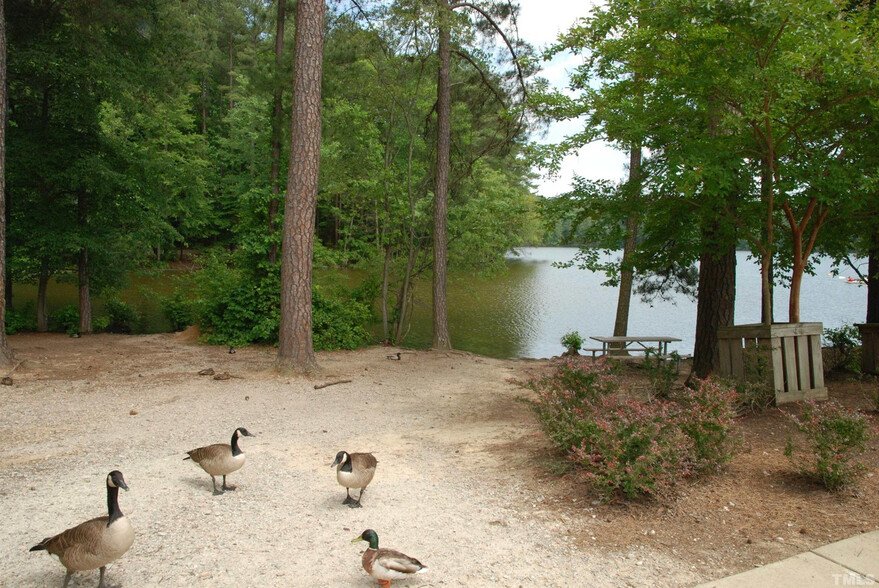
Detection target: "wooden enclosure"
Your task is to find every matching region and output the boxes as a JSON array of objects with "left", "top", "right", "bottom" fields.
[{"left": 717, "top": 322, "right": 827, "bottom": 404}]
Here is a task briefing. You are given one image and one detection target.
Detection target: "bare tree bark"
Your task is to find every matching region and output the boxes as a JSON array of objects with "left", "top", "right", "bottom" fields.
[
  {"left": 267, "top": 0, "right": 287, "bottom": 265},
  {"left": 275, "top": 0, "right": 324, "bottom": 374},
  {"left": 432, "top": 0, "right": 452, "bottom": 350},
  {"left": 0, "top": 0, "right": 13, "bottom": 364}
]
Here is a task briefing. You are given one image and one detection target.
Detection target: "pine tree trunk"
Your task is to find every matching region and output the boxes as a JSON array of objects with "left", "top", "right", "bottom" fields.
[
  {"left": 275, "top": 0, "right": 324, "bottom": 373},
  {"left": 267, "top": 0, "right": 286, "bottom": 265},
  {"left": 0, "top": 1, "right": 12, "bottom": 364},
  {"left": 691, "top": 238, "right": 736, "bottom": 379},
  {"left": 78, "top": 248, "right": 92, "bottom": 334},
  {"left": 867, "top": 228, "right": 879, "bottom": 323},
  {"left": 37, "top": 258, "right": 49, "bottom": 332},
  {"left": 432, "top": 0, "right": 452, "bottom": 350}
]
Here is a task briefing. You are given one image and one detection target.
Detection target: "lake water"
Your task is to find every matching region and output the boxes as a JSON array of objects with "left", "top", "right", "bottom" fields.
[
  {"left": 400, "top": 247, "right": 868, "bottom": 359},
  {"left": 13, "top": 247, "right": 867, "bottom": 359}
]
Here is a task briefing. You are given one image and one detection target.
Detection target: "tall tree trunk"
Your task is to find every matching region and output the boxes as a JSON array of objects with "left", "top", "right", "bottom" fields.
[
  {"left": 432, "top": 0, "right": 452, "bottom": 350},
  {"left": 691, "top": 235, "right": 736, "bottom": 380},
  {"left": 867, "top": 227, "right": 879, "bottom": 323},
  {"left": 0, "top": 0, "right": 12, "bottom": 364},
  {"left": 78, "top": 247, "right": 91, "bottom": 334},
  {"left": 759, "top": 155, "right": 774, "bottom": 325},
  {"left": 267, "top": 0, "right": 287, "bottom": 265},
  {"left": 3, "top": 171, "right": 10, "bottom": 309},
  {"left": 275, "top": 0, "right": 324, "bottom": 373},
  {"left": 612, "top": 147, "right": 641, "bottom": 343},
  {"left": 77, "top": 193, "right": 92, "bottom": 335},
  {"left": 36, "top": 258, "right": 49, "bottom": 332}
]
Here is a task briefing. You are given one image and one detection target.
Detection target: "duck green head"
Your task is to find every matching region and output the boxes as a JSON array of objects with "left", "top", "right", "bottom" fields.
[{"left": 351, "top": 529, "right": 379, "bottom": 549}]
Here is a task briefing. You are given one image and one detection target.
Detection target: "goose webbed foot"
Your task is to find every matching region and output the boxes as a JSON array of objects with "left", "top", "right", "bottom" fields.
[
  {"left": 211, "top": 476, "right": 224, "bottom": 495},
  {"left": 350, "top": 487, "right": 366, "bottom": 508},
  {"left": 222, "top": 476, "right": 237, "bottom": 491}
]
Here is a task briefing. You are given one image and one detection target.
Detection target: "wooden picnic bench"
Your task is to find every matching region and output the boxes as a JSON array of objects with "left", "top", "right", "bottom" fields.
[
  {"left": 590, "top": 335, "right": 682, "bottom": 357},
  {"left": 590, "top": 335, "right": 688, "bottom": 372}
]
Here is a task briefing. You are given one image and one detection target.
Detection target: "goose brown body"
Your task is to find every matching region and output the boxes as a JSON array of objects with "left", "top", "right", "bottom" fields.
[
  {"left": 30, "top": 471, "right": 134, "bottom": 588},
  {"left": 331, "top": 451, "right": 377, "bottom": 507},
  {"left": 185, "top": 427, "right": 254, "bottom": 494}
]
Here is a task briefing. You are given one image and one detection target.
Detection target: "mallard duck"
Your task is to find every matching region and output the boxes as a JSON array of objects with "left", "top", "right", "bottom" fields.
[
  {"left": 331, "top": 451, "right": 377, "bottom": 508},
  {"left": 30, "top": 470, "right": 135, "bottom": 588},
  {"left": 184, "top": 427, "right": 254, "bottom": 495},
  {"left": 351, "top": 529, "right": 427, "bottom": 587}
]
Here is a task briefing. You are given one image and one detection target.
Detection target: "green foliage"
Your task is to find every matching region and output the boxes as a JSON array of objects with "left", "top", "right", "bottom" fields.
[
  {"left": 571, "top": 394, "right": 689, "bottom": 502},
  {"left": 784, "top": 400, "right": 873, "bottom": 491},
  {"left": 103, "top": 299, "right": 142, "bottom": 334},
  {"left": 733, "top": 345, "right": 777, "bottom": 412},
  {"left": 824, "top": 325, "right": 862, "bottom": 372},
  {"left": 527, "top": 357, "right": 620, "bottom": 450},
  {"left": 527, "top": 360, "right": 739, "bottom": 502},
  {"left": 560, "top": 331, "right": 584, "bottom": 353},
  {"left": 674, "top": 379, "right": 740, "bottom": 474},
  {"left": 642, "top": 349, "right": 678, "bottom": 399},
  {"left": 5, "top": 307, "right": 36, "bottom": 334},
  {"left": 160, "top": 288, "right": 199, "bottom": 332},
  {"left": 50, "top": 305, "right": 80, "bottom": 335},
  {"left": 174, "top": 252, "right": 373, "bottom": 350}
]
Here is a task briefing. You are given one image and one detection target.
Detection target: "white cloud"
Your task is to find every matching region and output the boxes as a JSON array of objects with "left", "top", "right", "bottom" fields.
[{"left": 516, "top": 0, "right": 627, "bottom": 197}]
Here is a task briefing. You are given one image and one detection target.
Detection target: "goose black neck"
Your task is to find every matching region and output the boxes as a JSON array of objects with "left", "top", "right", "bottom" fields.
[
  {"left": 231, "top": 431, "right": 242, "bottom": 456},
  {"left": 340, "top": 455, "right": 353, "bottom": 472},
  {"left": 106, "top": 484, "right": 123, "bottom": 525}
]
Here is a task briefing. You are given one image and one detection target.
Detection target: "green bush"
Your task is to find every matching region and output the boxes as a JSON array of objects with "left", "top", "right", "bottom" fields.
[
  {"left": 160, "top": 288, "right": 199, "bottom": 331},
  {"left": 571, "top": 395, "right": 690, "bottom": 501},
  {"left": 674, "top": 378, "right": 740, "bottom": 474},
  {"left": 528, "top": 359, "right": 740, "bottom": 502},
  {"left": 49, "top": 305, "right": 80, "bottom": 335},
  {"left": 527, "top": 357, "right": 619, "bottom": 450},
  {"left": 824, "top": 325, "right": 862, "bottom": 372},
  {"left": 784, "top": 400, "right": 872, "bottom": 491},
  {"left": 187, "top": 253, "right": 373, "bottom": 350},
  {"left": 103, "top": 298, "right": 142, "bottom": 334},
  {"left": 642, "top": 349, "right": 678, "bottom": 399},
  {"left": 5, "top": 307, "right": 36, "bottom": 334},
  {"left": 560, "top": 330, "right": 584, "bottom": 353}
]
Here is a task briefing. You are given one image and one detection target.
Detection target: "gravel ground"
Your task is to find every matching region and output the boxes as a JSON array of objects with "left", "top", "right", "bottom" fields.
[{"left": 0, "top": 333, "right": 702, "bottom": 587}]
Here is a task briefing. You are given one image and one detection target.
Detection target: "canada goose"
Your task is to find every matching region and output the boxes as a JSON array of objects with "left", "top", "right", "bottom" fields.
[
  {"left": 184, "top": 427, "right": 254, "bottom": 495},
  {"left": 30, "top": 470, "right": 134, "bottom": 588},
  {"left": 331, "top": 451, "right": 376, "bottom": 508},
  {"left": 351, "top": 529, "right": 427, "bottom": 587}
]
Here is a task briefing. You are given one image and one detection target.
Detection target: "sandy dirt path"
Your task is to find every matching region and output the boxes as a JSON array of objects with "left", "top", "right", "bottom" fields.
[{"left": 0, "top": 333, "right": 702, "bottom": 587}]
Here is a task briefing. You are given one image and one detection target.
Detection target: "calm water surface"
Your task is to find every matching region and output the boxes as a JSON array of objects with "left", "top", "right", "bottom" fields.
[
  {"left": 14, "top": 248, "right": 866, "bottom": 359},
  {"left": 403, "top": 247, "right": 868, "bottom": 359}
]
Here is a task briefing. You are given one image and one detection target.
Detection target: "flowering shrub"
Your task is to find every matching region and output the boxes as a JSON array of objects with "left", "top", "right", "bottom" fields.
[
  {"left": 784, "top": 400, "right": 872, "bottom": 491},
  {"left": 528, "top": 357, "right": 619, "bottom": 451},
  {"left": 674, "top": 379, "right": 740, "bottom": 474},
  {"left": 528, "top": 359, "right": 740, "bottom": 502},
  {"left": 572, "top": 395, "right": 690, "bottom": 501}
]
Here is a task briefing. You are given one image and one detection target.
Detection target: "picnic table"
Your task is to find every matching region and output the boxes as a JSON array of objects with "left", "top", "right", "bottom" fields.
[{"left": 589, "top": 335, "right": 682, "bottom": 357}]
